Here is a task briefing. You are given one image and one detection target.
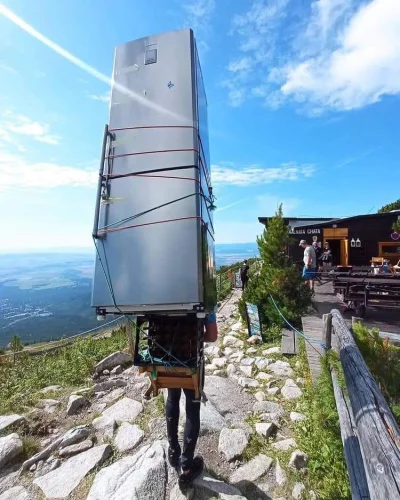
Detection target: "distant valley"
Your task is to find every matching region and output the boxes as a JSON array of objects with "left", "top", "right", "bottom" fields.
[{"left": 0, "top": 243, "right": 259, "bottom": 348}]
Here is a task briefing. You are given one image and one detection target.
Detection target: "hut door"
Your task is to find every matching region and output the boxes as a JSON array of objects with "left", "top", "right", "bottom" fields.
[{"left": 340, "top": 239, "right": 349, "bottom": 266}]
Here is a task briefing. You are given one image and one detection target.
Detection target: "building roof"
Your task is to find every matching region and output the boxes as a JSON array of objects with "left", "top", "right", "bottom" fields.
[{"left": 285, "top": 211, "right": 400, "bottom": 230}]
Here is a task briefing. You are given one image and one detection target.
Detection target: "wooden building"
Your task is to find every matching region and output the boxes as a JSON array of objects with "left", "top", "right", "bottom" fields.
[{"left": 258, "top": 212, "right": 400, "bottom": 267}]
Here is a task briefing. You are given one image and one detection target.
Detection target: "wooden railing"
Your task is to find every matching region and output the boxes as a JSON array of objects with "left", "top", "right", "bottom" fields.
[{"left": 324, "top": 310, "right": 400, "bottom": 499}]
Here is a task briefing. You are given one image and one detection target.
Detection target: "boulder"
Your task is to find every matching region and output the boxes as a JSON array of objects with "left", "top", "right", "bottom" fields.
[
  {"left": 34, "top": 456, "right": 61, "bottom": 478},
  {"left": 227, "top": 364, "right": 236, "bottom": 377},
  {"left": 35, "top": 399, "right": 60, "bottom": 414},
  {"left": 247, "top": 335, "right": 262, "bottom": 345},
  {"left": 290, "top": 412, "right": 307, "bottom": 422},
  {"left": 267, "top": 360, "right": 294, "bottom": 378},
  {"left": 87, "top": 441, "right": 166, "bottom": 500},
  {"left": 246, "top": 347, "right": 258, "bottom": 355},
  {"left": 0, "top": 486, "right": 31, "bottom": 500},
  {"left": 255, "top": 422, "right": 276, "bottom": 438},
  {"left": 60, "top": 425, "right": 91, "bottom": 448},
  {"left": 33, "top": 444, "right": 112, "bottom": 498},
  {"left": 99, "top": 387, "right": 126, "bottom": 405},
  {"left": 39, "top": 385, "right": 62, "bottom": 394},
  {"left": 92, "top": 416, "right": 116, "bottom": 440},
  {"left": 281, "top": 379, "right": 302, "bottom": 400},
  {"left": 238, "top": 377, "right": 259, "bottom": 388},
  {"left": 66, "top": 395, "right": 88, "bottom": 416},
  {"left": 93, "top": 379, "right": 127, "bottom": 393},
  {"left": 111, "top": 365, "right": 123, "bottom": 375},
  {"left": 289, "top": 450, "right": 309, "bottom": 470},
  {"left": 0, "top": 433, "right": 23, "bottom": 469},
  {"left": 292, "top": 482, "right": 306, "bottom": 499},
  {"left": 223, "top": 336, "right": 239, "bottom": 347},
  {"left": 255, "top": 358, "right": 271, "bottom": 371},
  {"left": 272, "top": 438, "right": 297, "bottom": 451},
  {"left": 240, "top": 357, "right": 255, "bottom": 366},
  {"left": 229, "top": 352, "right": 244, "bottom": 363},
  {"left": 238, "top": 366, "right": 252, "bottom": 378},
  {"left": 102, "top": 398, "right": 143, "bottom": 424},
  {"left": 256, "top": 372, "right": 273, "bottom": 381},
  {"left": 276, "top": 458, "right": 287, "bottom": 486},
  {"left": 229, "top": 454, "right": 273, "bottom": 485},
  {"left": 262, "top": 347, "right": 280, "bottom": 355},
  {"left": 192, "top": 473, "right": 246, "bottom": 499},
  {"left": 205, "top": 345, "right": 221, "bottom": 358},
  {"left": 114, "top": 423, "right": 144, "bottom": 453},
  {"left": 94, "top": 352, "right": 132, "bottom": 374},
  {"left": 267, "top": 387, "right": 280, "bottom": 396},
  {"left": 218, "top": 428, "right": 248, "bottom": 461},
  {"left": 233, "top": 340, "right": 244, "bottom": 348},
  {"left": 213, "top": 357, "right": 227, "bottom": 368},
  {"left": 223, "top": 347, "right": 235, "bottom": 357},
  {"left": 59, "top": 439, "right": 93, "bottom": 458},
  {"left": 0, "top": 415, "right": 27, "bottom": 433},
  {"left": 253, "top": 401, "right": 284, "bottom": 418},
  {"left": 231, "top": 321, "right": 242, "bottom": 331},
  {"left": 254, "top": 391, "right": 265, "bottom": 402}
]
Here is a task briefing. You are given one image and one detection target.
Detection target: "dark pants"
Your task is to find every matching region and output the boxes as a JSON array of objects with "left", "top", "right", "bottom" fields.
[
  {"left": 166, "top": 388, "right": 200, "bottom": 471},
  {"left": 241, "top": 275, "right": 248, "bottom": 291}
]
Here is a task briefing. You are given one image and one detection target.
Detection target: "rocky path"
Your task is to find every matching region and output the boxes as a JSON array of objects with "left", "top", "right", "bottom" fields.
[{"left": 0, "top": 290, "right": 316, "bottom": 499}]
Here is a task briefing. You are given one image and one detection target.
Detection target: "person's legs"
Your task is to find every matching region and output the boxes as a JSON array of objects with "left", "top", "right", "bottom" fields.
[
  {"left": 181, "top": 389, "right": 201, "bottom": 472},
  {"left": 166, "top": 388, "right": 182, "bottom": 465}
]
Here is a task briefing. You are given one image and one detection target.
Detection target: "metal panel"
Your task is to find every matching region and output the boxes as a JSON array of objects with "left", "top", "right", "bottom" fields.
[{"left": 91, "top": 29, "right": 216, "bottom": 314}]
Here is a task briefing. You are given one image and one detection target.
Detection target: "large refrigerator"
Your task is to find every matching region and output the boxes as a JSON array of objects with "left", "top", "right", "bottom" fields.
[{"left": 91, "top": 29, "right": 216, "bottom": 317}]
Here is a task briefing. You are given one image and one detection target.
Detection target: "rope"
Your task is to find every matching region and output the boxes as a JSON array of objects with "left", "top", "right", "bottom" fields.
[{"left": 268, "top": 294, "right": 329, "bottom": 352}]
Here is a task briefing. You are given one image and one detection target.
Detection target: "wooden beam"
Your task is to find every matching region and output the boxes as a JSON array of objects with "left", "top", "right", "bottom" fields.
[
  {"left": 125, "top": 318, "right": 135, "bottom": 361},
  {"left": 331, "top": 369, "right": 370, "bottom": 500},
  {"left": 331, "top": 309, "right": 400, "bottom": 498},
  {"left": 281, "top": 328, "right": 298, "bottom": 355},
  {"left": 322, "top": 313, "right": 332, "bottom": 351}
]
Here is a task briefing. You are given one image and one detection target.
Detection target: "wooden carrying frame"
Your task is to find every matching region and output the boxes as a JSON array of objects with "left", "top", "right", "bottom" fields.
[{"left": 133, "top": 315, "right": 205, "bottom": 400}]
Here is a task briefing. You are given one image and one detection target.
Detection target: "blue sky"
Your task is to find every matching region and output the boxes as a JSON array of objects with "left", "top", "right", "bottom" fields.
[{"left": 0, "top": 0, "right": 399, "bottom": 251}]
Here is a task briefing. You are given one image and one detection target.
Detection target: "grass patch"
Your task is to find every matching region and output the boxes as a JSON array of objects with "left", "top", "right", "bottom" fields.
[
  {"left": 293, "top": 342, "right": 351, "bottom": 499},
  {"left": 135, "top": 394, "right": 166, "bottom": 432},
  {"left": 22, "top": 435, "right": 40, "bottom": 459},
  {"left": 0, "top": 330, "right": 127, "bottom": 414}
]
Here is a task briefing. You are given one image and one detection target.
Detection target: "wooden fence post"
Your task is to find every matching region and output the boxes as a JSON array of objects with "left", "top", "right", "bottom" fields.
[
  {"left": 322, "top": 313, "right": 332, "bottom": 351},
  {"left": 125, "top": 317, "right": 135, "bottom": 361}
]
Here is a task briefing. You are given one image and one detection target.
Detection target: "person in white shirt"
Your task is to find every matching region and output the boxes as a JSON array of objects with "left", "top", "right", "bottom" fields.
[{"left": 299, "top": 239, "right": 317, "bottom": 291}]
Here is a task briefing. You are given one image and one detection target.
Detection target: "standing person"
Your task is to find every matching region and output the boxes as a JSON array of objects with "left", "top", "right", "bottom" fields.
[
  {"left": 299, "top": 240, "right": 317, "bottom": 291},
  {"left": 321, "top": 242, "right": 332, "bottom": 268},
  {"left": 240, "top": 260, "right": 250, "bottom": 291},
  {"left": 312, "top": 241, "right": 322, "bottom": 264},
  {"left": 166, "top": 312, "right": 218, "bottom": 486}
]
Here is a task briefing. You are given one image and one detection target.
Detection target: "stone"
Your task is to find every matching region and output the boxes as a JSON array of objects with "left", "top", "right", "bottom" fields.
[
  {"left": 253, "top": 401, "right": 284, "bottom": 418},
  {"left": 66, "top": 395, "right": 88, "bottom": 415},
  {"left": 246, "top": 347, "right": 258, "bottom": 355},
  {"left": 73, "top": 387, "right": 93, "bottom": 396},
  {"left": 100, "top": 387, "right": 126, "bottom": 405},
  {"left": 230, "top": 352, "right": 244, "bottom": 363},
  {"left": 59, "top": 439, "right": 93, "bottom": 457},
  {"left": 36, "top": 399, "right": 60, "bottom": 414},
  {"left": 213, "top": 357, "right": 227, "bottom": 368},
  {"left": 238, "top": 365, "right": 252, "bottom": 378},
  {"left": 169, "top": 484, "right": 194, "bottom": 500},
  {"left": 254, "top": 391, "right": 265, "bottom": 402},
  {"left": 205, "top": 364, "right": 217, "bottom": 374},
  {"left": 92, "top": 415, "right": 116, "bottom": 440},
  {"left": 229, "top": 454, "right": 273, "bottom": 485},
  {"left": 256, "top": 372, "right": 273, "bottom": 381},
  {"left": 296, "top": 377, "right": 305, "bottom": 386},
  {"left": 114, "top": 423, "right": 144, "bottom": 453},
  {"left": 281, "top": 379, "right": 303, "bottom": 400},
  {"left": 267, "top": 360, "right": 294, "bottom": 378},
  {"left": 240, "top": 357, "right": 255, "bottom": 366},
  {"left": 0, "top": 486, "right": 31, "bottom": 500},
  {"left": 227, "top": 364, "right": 236, "bottom": 377},
  {"left": 205, "top": 345, "right": 221, "bottom": 357},
  {"left": 223, "top": 347, "right": 235, "bottom": 357},
  {"left": 290, "top": 412, "right": 307, "bottom": 422},
  {"left": 102, "top": 397, "right": 143, "bottom": 424},
  {"left": 87, "top": 441, "right": 166, "bottom": 500},
  {"left": 0, "top": 415, "right": 27, "bottom": 433},
  {"left": 267, "top": 387, "right": 280, "bottom": 396},
  {"left": 238, "top": 377, "right": 259, "bottom": 388},
  {"left": 218, "top": 428, "right": 248, "bottom": 461},
  {"left": 0, "top": 433, "right": 23, "bottom": 468},
  {"left": 227, "top": 330, "right": 240, "bottom": 338},
  {"left": 276, "top": 459, "right": 287, "bottom": 486},
  {"left": 95, "top": 351, "right": 132, "bottom": 374},
  {"left": 34, "top": 457, "right": 61, "bottom": 478},
  {"left": 247, "top": 335, "right": 262, "bottom": 345},
  {"left": 255, "top": 422, "right": 276, "bottom": 437},
  {"left": 192, "top": 473, "right": 245, "bottom": 499},
  {"left": 233, "top": 339, "right": 244, "bottom": 348},
  {"left": 103, "top": 369, "right": 110, "bottom": 375},
  {"left": 223, "top": 336, "right": 239, "bottom": 347},
  {"left": 231, "top": 321, "right": 242, "bottom": 331},
  {"left": 93, "top": 378, "right": 127, "bottom": 393},
  {"left": 60, "top": 425, "right": 91, "bottom": 448},
  {"left": 272, "top": 438, "right": 297, "bottom": 451},
  {"left": 309, "top": 490, "right": 317, "bottom": 499},
  {"left": 33, "top": 444, "right": 112, "bottom": 498},
  {"left": 263, "top": 347, "right": 280, "bottom": 355},
  {"left": 39, "top": 385, "right": 62, "bottom": 394},
  {"left": 292, "top": 482, "right": 306, "bottom": 499},
  {"left": 255, "top": 358, "right": 271, "bottom": 371},
  {"left": 289, "top": 450, "right": 309, "bottom": 470},
  {"left": 213, "top": 370, "right": 224, "bottom": 376}
]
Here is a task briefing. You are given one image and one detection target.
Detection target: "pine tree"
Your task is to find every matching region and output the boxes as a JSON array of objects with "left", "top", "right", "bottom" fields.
[
  {"left": 8, "top": 334, "right": 23, "bottom": 364},
  {"left": 240, "top": 205, "right": 312, "bottom": 335}
]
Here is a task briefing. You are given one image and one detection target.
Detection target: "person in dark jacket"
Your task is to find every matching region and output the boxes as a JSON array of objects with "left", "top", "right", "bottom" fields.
[{"left": 240, "top": 260, "right": 249, "bottom": 291}]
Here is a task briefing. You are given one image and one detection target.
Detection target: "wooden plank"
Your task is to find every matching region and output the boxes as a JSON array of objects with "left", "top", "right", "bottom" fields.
[
  {"left": 281, "top": 328, "right": 298, "bottom": 355},
  {"left": 301, "top": 316, "right": 325, "bottom": 381},
  {"left": 331, "top": 369, "right": 370, "bottom": 500},
  {"left": 331, "top": 309, "right": 400, "bottom": 499}
]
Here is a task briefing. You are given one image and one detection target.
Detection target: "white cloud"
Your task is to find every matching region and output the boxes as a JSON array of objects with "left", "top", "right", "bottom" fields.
[
  {"left": 0, "top": 62, "right": 17, "bottom": 73},
  {"left": 89, "top": 90, "right": 110, "bottom": 103},
  {"left": 211, "top": 162, "right": 315, "bottom": 186},
  {"left": 225, "top": 0, "right": 400, "bottom": 113},
  {"left": 0, "top": 150, "right": 97, "bottom": 191},
  {"left": 182, "top": 0, "right": 215, "bottom": 54},
  {"left": 0, "top": 113, "right": 60, "bottom": 145},
  {"left": 280, "top": 0, "right": 400, "bottom": 111}
]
